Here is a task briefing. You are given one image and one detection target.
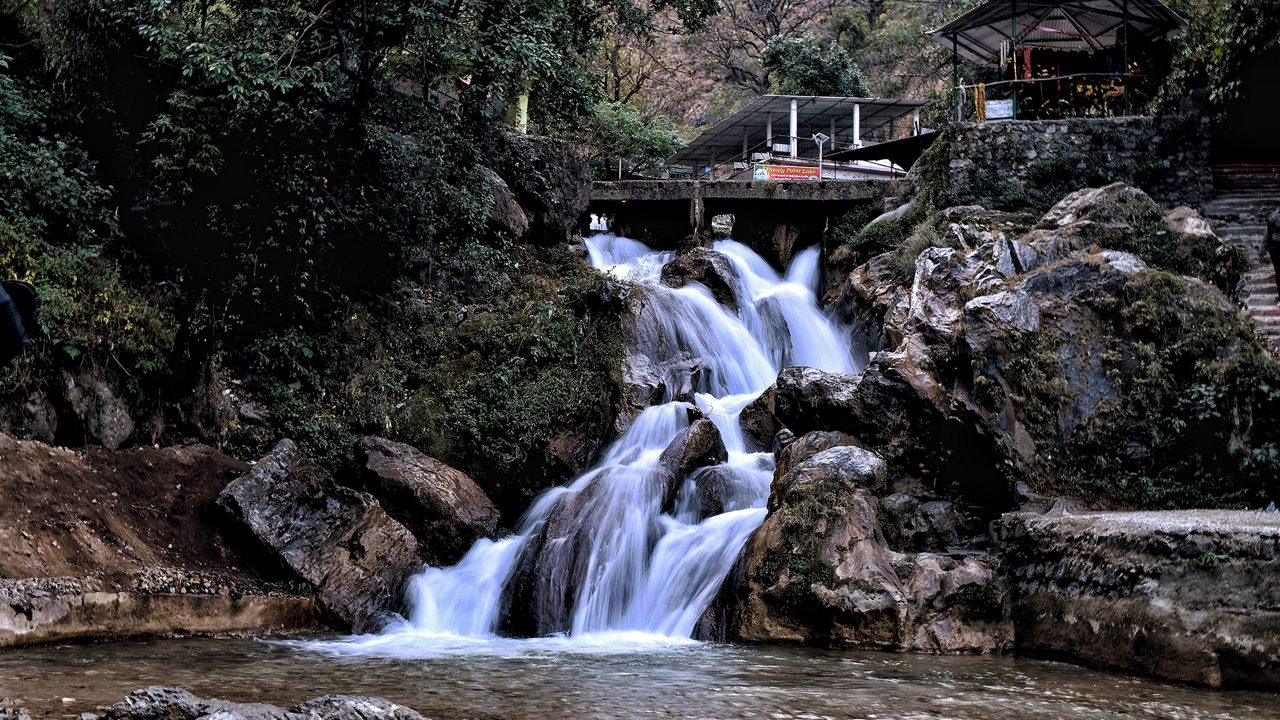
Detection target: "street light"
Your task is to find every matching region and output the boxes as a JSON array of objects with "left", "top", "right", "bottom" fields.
[{"left": 811, "top": 132, "right": 830, "bottom": 181}]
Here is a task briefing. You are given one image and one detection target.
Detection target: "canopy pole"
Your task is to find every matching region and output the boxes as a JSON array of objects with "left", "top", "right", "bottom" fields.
[
  {"left": 952, "top": 36, "right": 960, "bottom": 122},
  {"left": 1010, "top": 0, "right": 1017, "bottom": 121},
  {"left": 766, "top": 114, "right": 773, "bottom": 152},
  {"left": 1122, "top": 0, "right": 1130, "bottom": 116},
  {"left": 789, "top": 99, "right": 798, "bottom": 159},
  {"left": 853, "top": 103, "right": 862, "bottom": 147}
]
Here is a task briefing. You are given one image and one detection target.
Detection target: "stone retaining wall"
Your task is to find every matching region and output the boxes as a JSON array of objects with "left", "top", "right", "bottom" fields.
[
  {"left": 992, "top": 510, "right": 1280, "bottom": 689},
  {"left": 944, "top": 115, "right": 1212, "bottom": 210}
]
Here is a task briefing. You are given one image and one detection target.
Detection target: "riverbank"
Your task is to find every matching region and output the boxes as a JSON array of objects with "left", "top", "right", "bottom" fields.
[{"left": 0, "top": 435, "right": 321, "bottom": 648}]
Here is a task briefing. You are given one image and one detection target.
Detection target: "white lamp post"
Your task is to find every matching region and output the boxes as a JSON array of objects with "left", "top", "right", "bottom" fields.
[{"left": 812, "top": 132, "right": 830, "bottom": 180}]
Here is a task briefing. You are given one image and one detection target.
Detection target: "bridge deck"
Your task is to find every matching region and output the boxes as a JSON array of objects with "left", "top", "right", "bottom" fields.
[{"left": 591, "top": 180, "right": 884, "bottom": 203}]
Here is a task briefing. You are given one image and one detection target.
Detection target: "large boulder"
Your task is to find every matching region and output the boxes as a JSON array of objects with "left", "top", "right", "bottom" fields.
[
  {"left": 660, "top": 247, "right": 743, "bottom": 310},
  {"left": 658, "top": 419, "right": 728, "bottom": 506},
  {"left": 481, "top": 167, "right": 529, "bottom": 239},
  {"left": 737, "top": 385, "right": 777, "bottom": 451},
  {"left": 217, "top": 440, "right": 426, "bottom": 632},
  {"left": 62, "top": 370, "right": 134, "bottom": 450},
  {"left": 103, "top": 686, "right": 424, "bottom": 720},
  {"left": 357, "top": 437, "right": 502, "bottom": 566},
  {"left": 727, "top": 444, "right": 1010, "bottom": 652}
]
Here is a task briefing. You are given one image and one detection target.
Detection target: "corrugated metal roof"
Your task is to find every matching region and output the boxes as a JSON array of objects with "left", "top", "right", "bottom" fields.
[
  {"left": 926, "top": 0, "right": 1188, "bottom": 66},
  {"left": 666, "top": 95, "right": 931, "bottom": 166}
]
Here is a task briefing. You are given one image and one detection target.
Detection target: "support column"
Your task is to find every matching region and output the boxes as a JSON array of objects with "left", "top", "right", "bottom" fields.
[
  {"left": 742, "top": 128, "right": 748, "bottom": 160},
  {"left": 789, "top": 99, "right": 798, "bottom": 159},
  {"left": 952, "top": 37, "right": 960, "bottom": 122},
  {"left": 913, "top": 109, "right": 921, "bottom": 136},
  {"left": 1122, "top": 0, "right": 1130, "bottom": 116},
  {"left": 853, "top": 103, "right": 862, "bottom": 148},
  {"left": 690, "top": 189, "right": 706, "bottom": 242}
]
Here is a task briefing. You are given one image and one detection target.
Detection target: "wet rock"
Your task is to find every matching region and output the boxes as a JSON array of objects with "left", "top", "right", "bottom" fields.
[
  {"left": 498, "top": 475, "right": 612, "bottom": 637},
  {"left": 357, "top": 437, "right": 502, "bottom": 565},
  {"left": 993, "top": 510, "right": 1280, "bottom": 689},
  {"left": 660, "top": 247, "right": 743, "bottom": 310},
  {"left": 738, "top": 385, "right": 777, "bottom": 451},
  {"left": 658, "top": 419, "right": 728, "bottom": 504},
  {"left": 481, "top": 166, "right": 529, "bottom": 239},
  {"left": 879, "top": 494, "right": 962, "bottom": 552},
  {"left": 291, "top": 695, "right": 425, "bottom": 720},
  {"left": 217, "top": 440, "right": 426, "bottom": 632},
  {"left": 773, "top": 430, "right": 861, "bottom": 484},
  {"left": 902, "top": 553, "right": 1009, "bottom": 654},
  {"left": 62, "top": 370, "right": 133, "bottom": 450},
  {"left": 102, "top": 687, "right": 424, "bottom": 720}
]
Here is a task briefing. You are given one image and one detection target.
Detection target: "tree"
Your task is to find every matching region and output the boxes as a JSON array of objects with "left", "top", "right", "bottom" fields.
[
  {"left": 585, "top": 101, "right": 683, "bottom": 176},
  {"left": 761, "top": 33, "right": 870, "bottom": 96},
  {"left": 691, "top": 0, "right": 844, "bottom": 95}
]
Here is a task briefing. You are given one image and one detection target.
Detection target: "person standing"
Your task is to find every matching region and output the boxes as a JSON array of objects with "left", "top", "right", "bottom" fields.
[
  {"left": 0, "top": 280, "right": 36, "bottom": 365},
  {"left": 1268, "top": 209, "right": 1280, "bottom": 300}
]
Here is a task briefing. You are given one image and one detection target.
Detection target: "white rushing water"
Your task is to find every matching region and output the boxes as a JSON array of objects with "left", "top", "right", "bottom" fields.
[{"left": 314, "top": 234, "right": 861, "bottom": 657}]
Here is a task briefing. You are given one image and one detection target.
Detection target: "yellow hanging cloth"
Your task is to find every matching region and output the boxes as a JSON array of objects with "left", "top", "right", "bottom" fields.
[{"left": 975, "top": 83, "right": 987, "bottom": 124}]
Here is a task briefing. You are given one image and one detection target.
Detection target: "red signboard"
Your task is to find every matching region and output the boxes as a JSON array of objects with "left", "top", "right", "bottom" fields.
[{"left": 754, "top": 165, "right": 821, "bottom": 182}]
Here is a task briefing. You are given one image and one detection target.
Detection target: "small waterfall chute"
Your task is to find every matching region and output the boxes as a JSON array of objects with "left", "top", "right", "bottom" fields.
[{"left": 319, "top": 235, "right": 861, "bottom": 655}]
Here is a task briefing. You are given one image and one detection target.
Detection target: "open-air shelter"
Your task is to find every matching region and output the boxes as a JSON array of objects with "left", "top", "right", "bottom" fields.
[
  {"left": 926, "top": 0, "right": 1188, "bottom": 120},
  {"left": 666, "top": 95, "right": 931, "bottom": 179}
]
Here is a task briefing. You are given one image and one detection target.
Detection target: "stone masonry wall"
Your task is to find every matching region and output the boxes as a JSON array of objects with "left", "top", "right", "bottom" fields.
[
  {"left": 992, "top": 510, "right": 1280, "bottom": 689},
  {"left": 944, "top": 115, "right": 1212, "bottom": 210}
]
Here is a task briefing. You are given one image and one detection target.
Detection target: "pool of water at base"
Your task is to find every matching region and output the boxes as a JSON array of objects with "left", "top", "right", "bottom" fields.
[{"left": 1, "top": 635, "right": 1275, "bottom": 720}]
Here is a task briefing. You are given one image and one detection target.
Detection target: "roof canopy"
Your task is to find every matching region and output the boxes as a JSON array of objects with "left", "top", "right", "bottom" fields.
[
  {"left": 926, "top": 0, "right": 1188, "bottom": 67},
  {"left": 667, "top": 95, "right": 930, "bottom": 166}
]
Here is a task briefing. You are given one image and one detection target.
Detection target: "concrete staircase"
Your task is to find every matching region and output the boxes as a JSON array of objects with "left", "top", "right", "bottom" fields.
[{"left": 1202, "top": 165, "right": 1280, "bottom": 351}]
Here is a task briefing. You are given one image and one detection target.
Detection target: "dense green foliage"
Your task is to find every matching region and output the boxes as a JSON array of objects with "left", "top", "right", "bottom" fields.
[
  {"left": 0, "top": 0, "right": 720, "bottom": 506},
  {"left": 761, "top": 33, "right": 869, "bottom": 97},
  {"left": 583, "top": 102, "right": 683, "bottom": 177}
]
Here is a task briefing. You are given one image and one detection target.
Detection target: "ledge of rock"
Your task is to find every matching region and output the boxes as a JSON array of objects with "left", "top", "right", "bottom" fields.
[
  {"left": 217, "top": 440, "right": 426, "bottom": 633},
  {"left": 101, "top": 686, "right": 424, "bottom": 720},
  {"left": 357, "top": 436, "right": 502, "bottom": 566},
  {"left": 993, "top": 509, "right": 1280, "bottom": 689}
]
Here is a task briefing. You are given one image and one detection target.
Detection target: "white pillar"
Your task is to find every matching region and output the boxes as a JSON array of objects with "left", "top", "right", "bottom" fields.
[
  {"left": 766, "top": 114, "right": 773, "bottom": 151},
  {"left": 789, "top": 99, "right": 798, "bottom": 159},
  {"left": 830, "top": 118, "right": 836, "bottom": 148},
  {"left": 913, "top": 109, "right": 921, "bottom": 136},
  {"left": 853, "top": 103, "right": 862, "bottom": 148},
  {"left": 742, "top": 127, "right": 748, "bottom": 159}
]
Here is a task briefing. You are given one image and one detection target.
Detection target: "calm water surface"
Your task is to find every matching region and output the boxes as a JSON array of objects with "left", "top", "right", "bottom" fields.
[{"left": 1, "top": 635, "right": 1275, "bottom": 719}]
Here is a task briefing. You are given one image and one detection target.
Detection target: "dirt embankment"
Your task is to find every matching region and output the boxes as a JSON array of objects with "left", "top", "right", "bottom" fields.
[{"left": 0, "top": 435, "right": 319, "bottom": 647}]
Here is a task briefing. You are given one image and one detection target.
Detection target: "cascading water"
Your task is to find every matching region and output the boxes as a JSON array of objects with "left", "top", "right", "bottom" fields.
[{"left": 316, "top": 234, "right": 862, "bottom": 655}]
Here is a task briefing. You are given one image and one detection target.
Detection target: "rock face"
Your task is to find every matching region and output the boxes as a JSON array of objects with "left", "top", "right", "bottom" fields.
[
  {"left": 103, "top": 686, "right": 424, "bottom": 720},
  {"left": 658, "top": 419, "right": 727, "bottom": 504},
  {"left": 357, "top": 436, "right": 502, "bottom": 565},
  {"left": 482, "top": 166, "right": 530, "bottom": 239},
  {"left": 62, "top": 370, "right": 134, "bottom": 450},
  {"left": 660, "top": 247, "right": 743, "bottom": 309},
  {"left": 737, "top": 385, "right": 777, "bottom": 451},
  {"left": 819, "top": 182, "right": 1274, "bottom": 511},
  {"left": 217, "top": 440, "right": 426, "bottom": 632},
  {"left": 728, "top": 442, "right": 1010, "bottom": 653},
  {"left": 994, "top": 510, "right": 1280, "bottom": 689}
]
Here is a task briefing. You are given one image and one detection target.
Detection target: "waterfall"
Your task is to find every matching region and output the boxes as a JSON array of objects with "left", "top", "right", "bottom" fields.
[{"left": 326, "top": 234, "right": 860, "bottom": 654}]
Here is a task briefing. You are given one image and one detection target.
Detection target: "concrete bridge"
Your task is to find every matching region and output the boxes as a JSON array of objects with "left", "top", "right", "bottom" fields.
[{"left": 588, "top": 180, "right": 885, "bottom": 265}]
